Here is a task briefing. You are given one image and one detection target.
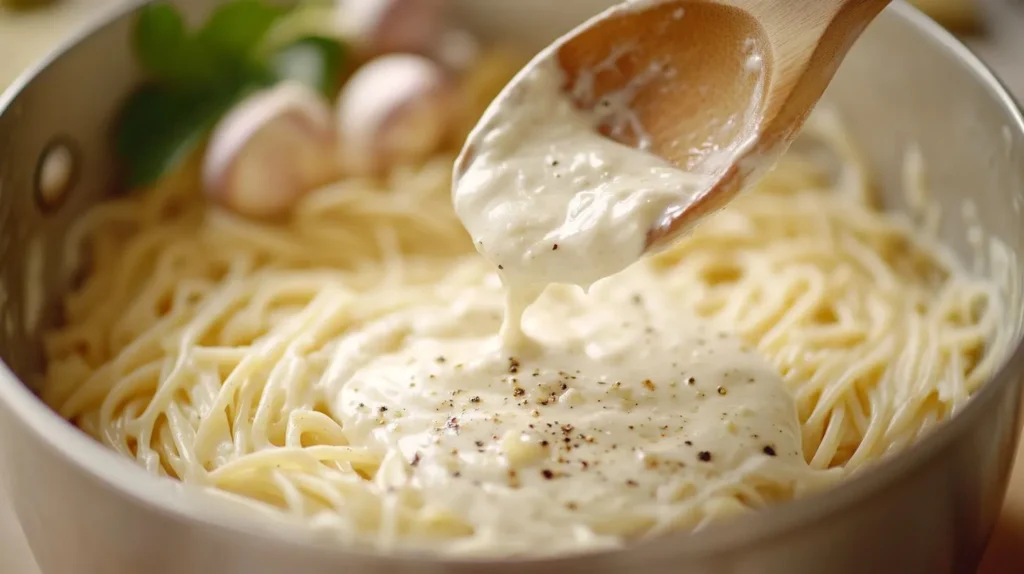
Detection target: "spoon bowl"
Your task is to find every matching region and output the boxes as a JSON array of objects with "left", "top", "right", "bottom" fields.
[
  {"left": 556, "top": 2, "right": 770, "bottom": 173},
  {"left": 473, "top": 0, "right": 891, "bottom": 251}
]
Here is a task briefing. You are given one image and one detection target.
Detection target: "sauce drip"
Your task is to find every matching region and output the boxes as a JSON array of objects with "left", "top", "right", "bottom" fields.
[{"left": 454, "top": 57, "right": 712, "bottom": 343}]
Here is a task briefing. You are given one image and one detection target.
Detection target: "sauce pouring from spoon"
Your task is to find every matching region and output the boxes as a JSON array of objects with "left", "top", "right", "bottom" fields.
[{"left": 453, "top": 0, "right": 890, "bottom": 345}]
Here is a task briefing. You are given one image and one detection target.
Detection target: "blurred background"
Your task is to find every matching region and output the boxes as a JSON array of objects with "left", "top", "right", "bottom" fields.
[{"left": 0, "top": 0, "right": 1022, "bottom": 573}]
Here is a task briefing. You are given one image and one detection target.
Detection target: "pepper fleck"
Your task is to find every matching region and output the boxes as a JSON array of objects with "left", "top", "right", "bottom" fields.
[
  {"left": 763, "top": 445, "right": 777, "bottom": 457},
  {"left": 541, "top": 469, "right": 555, "bottom": 480},
  {"left": 697, "top": 451, "right": 712, "bottom": 462}
]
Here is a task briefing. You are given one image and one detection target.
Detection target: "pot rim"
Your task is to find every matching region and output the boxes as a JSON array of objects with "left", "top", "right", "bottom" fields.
[{"left": 1, "top": 0, "right": 1023, "bottom": 567}]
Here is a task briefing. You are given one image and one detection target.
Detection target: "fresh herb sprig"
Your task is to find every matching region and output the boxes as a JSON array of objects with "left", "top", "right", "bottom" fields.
[{"left": 117, "top": 0, "right": 347, "bottom": 188}]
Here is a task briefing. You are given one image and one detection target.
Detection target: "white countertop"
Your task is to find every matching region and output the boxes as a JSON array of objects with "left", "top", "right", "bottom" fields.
[{"left": 0, "top": 1, "right": 1022, "bottom": 574}]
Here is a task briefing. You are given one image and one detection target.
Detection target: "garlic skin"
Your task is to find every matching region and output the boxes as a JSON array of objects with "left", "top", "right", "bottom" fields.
[
  {"left": 203, "top": 82, "right": 338, "bottom": 219},
  {"left": 336, "top": 54, "right": 453, "bottom": 175},
  {"left": 335, "top": 0, "right": 448, "bottom": 56}
]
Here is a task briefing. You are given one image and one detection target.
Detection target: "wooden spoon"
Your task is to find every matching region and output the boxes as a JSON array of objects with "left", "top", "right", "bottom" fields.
[{"left": 467, "top": 0, "right": 891, "bottom": 252}]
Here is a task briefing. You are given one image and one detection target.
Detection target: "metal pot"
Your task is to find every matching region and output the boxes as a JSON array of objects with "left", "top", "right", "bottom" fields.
[{"left": 1, "top": 1, "right": 1023, "bottom": 573}]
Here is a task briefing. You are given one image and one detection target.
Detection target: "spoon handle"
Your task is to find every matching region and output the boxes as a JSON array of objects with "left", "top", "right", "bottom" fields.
[
  {"left": 646, "top": 0, "right": 890, "bottom": 252},
  {"left": 750, "top": 0, "right": 891, "bottom": 158}
]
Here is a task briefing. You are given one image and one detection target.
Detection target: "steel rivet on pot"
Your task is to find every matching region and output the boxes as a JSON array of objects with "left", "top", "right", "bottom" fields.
[{"left": 35, "top": 139, "right": 77, "bottom": 212}]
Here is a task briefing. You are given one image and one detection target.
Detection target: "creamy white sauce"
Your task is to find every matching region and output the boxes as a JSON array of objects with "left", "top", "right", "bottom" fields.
[
  {"left": 453, "top": 57, "right": 711, "bottom": 295},
  {"left": 329, "top": 266, "right": 821, "bottom": 553}
]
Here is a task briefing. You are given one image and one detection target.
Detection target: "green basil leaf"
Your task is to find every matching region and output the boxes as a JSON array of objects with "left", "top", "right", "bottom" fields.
[
  {"left": 134, "top": 2, "right": 217, "bottom": 89},
  {"left": 116, "top": 84, "right": 250, "bottom": 188},
  {"left": 198, "top": 0, "right": 289, "bottom": 64},
  {"left": 268, "top": 36, "right": 347, "bottom": 97}
]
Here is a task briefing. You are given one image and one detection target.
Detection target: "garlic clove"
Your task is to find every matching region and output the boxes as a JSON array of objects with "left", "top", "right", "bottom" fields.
[
  {"left": 336, "top": 54, "right": 453, "bottom": 175},
  {"left": 203, "top": 82, "right": 338, "bottom": 219}
]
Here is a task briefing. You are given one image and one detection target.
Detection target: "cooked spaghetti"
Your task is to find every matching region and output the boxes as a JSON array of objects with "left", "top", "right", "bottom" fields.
[{"left": 39, "top": 52, "right": 1006, "bottom": 556}]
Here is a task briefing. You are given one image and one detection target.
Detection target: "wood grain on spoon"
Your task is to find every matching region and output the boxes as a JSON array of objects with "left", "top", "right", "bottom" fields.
[{"left": 549, "top": 0, "right": 890, "bottom": 251}]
